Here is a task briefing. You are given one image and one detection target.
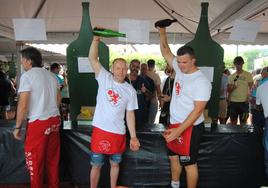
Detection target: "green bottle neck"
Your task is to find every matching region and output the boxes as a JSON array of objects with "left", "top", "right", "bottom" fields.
[
  {"left": 195, "top": 2, "right": 211, "bottom": 40},
  {"left": 78, "top": 2, "right": 93, "bottom": 39}
]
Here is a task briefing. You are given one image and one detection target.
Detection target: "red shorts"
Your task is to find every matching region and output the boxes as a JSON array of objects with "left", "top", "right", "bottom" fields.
[
  {"left": 90, "top": 127, "right": 126, "bottom": 154},
  {"left": 166, "top": 123, "right": 193, "bottom": 156}
]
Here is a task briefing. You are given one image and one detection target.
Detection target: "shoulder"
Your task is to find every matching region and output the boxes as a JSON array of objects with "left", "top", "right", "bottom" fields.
[
  {"left": 97, "top": 67, "right": 111, "bottom": 79},
  {"left": 243, "top": 71, "right": 253, "bottom": 77},
  {"left": 147, "top": 76, "right": 155, "bottom": 84},
  {"left": 196, "top": 70, "right": 209, "bottom": 80},
  {"left": 194, "top": 71, "right": 211, "bottom": 87},
  {"left": 258, "top": 81, "right": 268, "bottom": 90},
  {"left": 124, "top": 82, "right": 136, "bottom": 94}
]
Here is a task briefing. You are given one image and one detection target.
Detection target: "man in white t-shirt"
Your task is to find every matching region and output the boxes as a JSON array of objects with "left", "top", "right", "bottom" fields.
[
  {"left": 89, "top": 36, "right": 140, "bottom": 188},
  {"left": 158, "top": 27, "right": 211, "bottom": 188},
  {"left": 13, "top": 47, "right": 61, "bottom": 188},
  {"left": 256, "top": 76, "right": 268, "bottom": 177}
]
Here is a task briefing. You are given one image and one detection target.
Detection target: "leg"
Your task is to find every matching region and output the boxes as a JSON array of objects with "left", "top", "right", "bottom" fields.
[
  {"left": 148, "top": 100, "right": 158, "bottom": 124},
  {"left": 229, "top": 102, "right": 238, "bottom": 125},
  {"left": 109, "top": 154, "right": 122, "bottom": 188},
  {"left": 184, "top": 163, "right": 198, "bottom": 188},
  {"left": 169, "top": 155, "right": 182, "bottom": 188},
  {"left": 25, "top": 120, "right": 50, "bottom": 188},
  {"left": 169, "top": 155, "right": 181, "bottom": 182},
  {"left": 218, "top": 99, "right": 227, "bottom": 124},
  {"left": 219, "top": 117, "right": 225, "bottom": 124},
  {"left": 182, "top": 123, "right": 204, "bottom": 188},
  {"left": 263, "top": 118, "right": 268, "bottom": 176},
  {"left": 239, "top": 102, "right": 249, "bottom": 125},
  {"left": 90, "top": 153, "right": 104, "bottom": 188},
  {"left": 90, "top": 165, "right": 102, "bottom": 188},
  {"left": 110, "top": 161, "right": 120, "bottom": 188},
  {"left": 46, "top": 116, "right": 61, "bottom": 188}
]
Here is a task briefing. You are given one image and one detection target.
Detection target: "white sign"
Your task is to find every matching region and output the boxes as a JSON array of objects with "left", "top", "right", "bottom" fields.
[
  {"left": 229, "top": 19, "right": 261, "bottom": 43},
  {"left": 119, "top": 19, "right": 150, "bottom": 44},
  {"left": 13, "top": 18, "right": 47, "bottom": 41},
  {"left": 77, "top": 57, "right": 94, "bottom": 73},
  {"left": 198, "top": 66, "right": 214, "bottom": 82}
]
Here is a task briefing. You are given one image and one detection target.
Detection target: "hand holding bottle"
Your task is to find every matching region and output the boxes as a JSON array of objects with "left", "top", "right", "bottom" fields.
[
  {"left": 154, "top": 19, "right": 177, "bottom": 28},
  {"left": 92, "top": 35, "right": 101, "bottom": 42},
  {"left": 93, "top": 27, "right": 126, "bottom": 38}
]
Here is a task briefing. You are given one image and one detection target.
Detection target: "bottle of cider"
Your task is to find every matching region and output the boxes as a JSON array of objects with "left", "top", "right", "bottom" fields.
[
  {"left": 154, "top": 19, "right": 177, "bottom": 28},
  {"left": 66, "top": 2, "right": 109, "bottom": 124},
  {"left": 186, "top": 2, "right": 224, "bottom": 120},
  {"left": 93, "top": 27, "right": 126, "bottom": 38}
]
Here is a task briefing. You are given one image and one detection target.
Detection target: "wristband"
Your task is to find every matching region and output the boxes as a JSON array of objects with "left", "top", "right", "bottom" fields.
[{"left": 14, "top": 127, "right": 22, "bottom": 130}]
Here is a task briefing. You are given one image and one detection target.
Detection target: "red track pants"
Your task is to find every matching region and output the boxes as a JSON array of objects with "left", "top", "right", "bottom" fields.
[{"left": 24, "top": 116, "right": 61, "bottom": 188}]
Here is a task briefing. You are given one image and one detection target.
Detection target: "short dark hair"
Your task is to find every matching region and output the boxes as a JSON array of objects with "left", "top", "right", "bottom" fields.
[
  {"left": 50, "top": 62, "right": 61, "bottom": 71},
  {"left": 130, "top": 59, "right": 141, "bottom": 65},
  {"left": 233, "top": 56, "right": 244, "bottom": 64},
  {"left": 20, "top": 47, "right": 42, "bottom": 67},
  {"left": 261, "top": 66, "right": 268, "bottom": 74},
  {"left": 147, "top": 59, "right": 155, "bottom": 68},
  {"left": 176, "top": 46, "right": 195, "bottom": 58}
]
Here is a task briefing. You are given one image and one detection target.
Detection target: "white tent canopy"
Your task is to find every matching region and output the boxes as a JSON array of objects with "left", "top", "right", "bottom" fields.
[{"left": 1, "top": 0, "right": 268, "bottom": 60}]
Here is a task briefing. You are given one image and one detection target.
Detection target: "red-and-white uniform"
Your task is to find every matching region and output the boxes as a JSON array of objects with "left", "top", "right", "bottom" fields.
[
  {"left": 170, "top": 59, "right": 211, "bottom": 125},
  {"left": 167, "top": 59, "right": 211, "bottom": 155},
  {"left": 91, "top": 67, "right": 138, "bottom": 154},
  {"left": 18, "top": 67, "right": 60, "bottom": 188}
]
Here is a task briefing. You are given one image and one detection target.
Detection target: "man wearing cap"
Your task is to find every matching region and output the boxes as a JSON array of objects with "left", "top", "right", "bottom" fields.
[
  {"left": 256, "top": 66, "right": 268, "bottom": 177},
  {"left": 227, "top": 56, "right": 253, "bottom": 125}
]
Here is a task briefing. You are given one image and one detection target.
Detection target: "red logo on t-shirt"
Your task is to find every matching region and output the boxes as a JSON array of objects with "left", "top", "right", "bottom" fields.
[
  {"left": 175, "top": 81, "right": 182, "bottom": 96},
  {"left": 107, "top": 89, "right": 120, "bottom": 106}
]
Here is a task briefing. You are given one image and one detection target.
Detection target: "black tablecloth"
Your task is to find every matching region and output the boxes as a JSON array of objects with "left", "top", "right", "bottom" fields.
[{"left": 0, "top": 120, "right": 266, "bottom": 188}]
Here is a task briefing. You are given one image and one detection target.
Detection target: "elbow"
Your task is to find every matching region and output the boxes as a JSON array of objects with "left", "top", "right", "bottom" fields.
[
  {"left": 196, "top": 108, "right": 204, "bottom": 117},
  {"left": 88, "top": 56, "right": 94, "bottom": 63}
]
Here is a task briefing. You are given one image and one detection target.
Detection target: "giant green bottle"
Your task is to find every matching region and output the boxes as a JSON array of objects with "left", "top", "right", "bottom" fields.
[
  {"left": 186, "top": 2, "right": 224, "bottom": 119},
  {"left": 66, "top": 2, "right": 109, "bottom": 124}
]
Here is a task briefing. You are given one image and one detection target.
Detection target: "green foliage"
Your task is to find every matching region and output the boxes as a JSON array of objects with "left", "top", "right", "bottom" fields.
[
  {"left": 241, "top": 49, "right": 261, "bottom": 71},
  {"left": 223, "top": 47, "right": 268, "bottom": 71},
  {"left": 8, "top": 61, "right": 17, "bottom": 79},
  {"left": 262, "top": 59, "right": 268, "bottom": 67},
  {"left": 109, "top": 45, "right": 268, "bottom": 72}
]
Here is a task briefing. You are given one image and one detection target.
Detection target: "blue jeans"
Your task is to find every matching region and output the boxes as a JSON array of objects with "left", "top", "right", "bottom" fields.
[
  {"left": 148, "top": 100, "right": 158, "bottom": 125},
  {"left": 263, "top": 118, "right": 268, "bottom": 176},
  {"left": 90, "top": 152, "right": 122, "bottom": 166}
]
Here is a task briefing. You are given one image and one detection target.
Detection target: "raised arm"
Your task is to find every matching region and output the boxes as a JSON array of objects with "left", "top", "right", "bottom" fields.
[
  {"left": 89, "top": 36, "right": 102, "bottom": 76},
  {"left": 158, "top": 27, "right": 175, "bottom": 68}
]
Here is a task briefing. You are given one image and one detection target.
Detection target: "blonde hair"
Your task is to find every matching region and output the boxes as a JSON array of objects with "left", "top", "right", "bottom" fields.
[
  {"left": 112, "top": 58, "right": 127, "bottom": 65},
  {"left": 111, "top": 58, "right": 128, "bottom": 73}
]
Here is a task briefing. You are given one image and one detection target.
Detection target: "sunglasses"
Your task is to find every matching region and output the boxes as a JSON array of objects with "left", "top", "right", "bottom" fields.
[{"left": 234, "top": 75, "right": 239, "bottom": 82}]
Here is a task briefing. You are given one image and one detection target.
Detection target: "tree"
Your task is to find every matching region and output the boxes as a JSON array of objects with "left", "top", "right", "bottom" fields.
[{"left": 241, "top": 49, "right": 261, "bottom": 71}]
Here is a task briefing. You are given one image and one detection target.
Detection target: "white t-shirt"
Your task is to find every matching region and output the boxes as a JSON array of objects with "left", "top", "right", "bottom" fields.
[
  {"left": 170, "top": 58, "right": 212, "bottom": 125},
  {"left": 18, "top": 67, "right": 60, "bottom": 122},
  {"left": 93, "top": 67, "right": 138, "bottom": 134},
  {"left": 256, "top": 81, "right": 268, "bottom": 118}
]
